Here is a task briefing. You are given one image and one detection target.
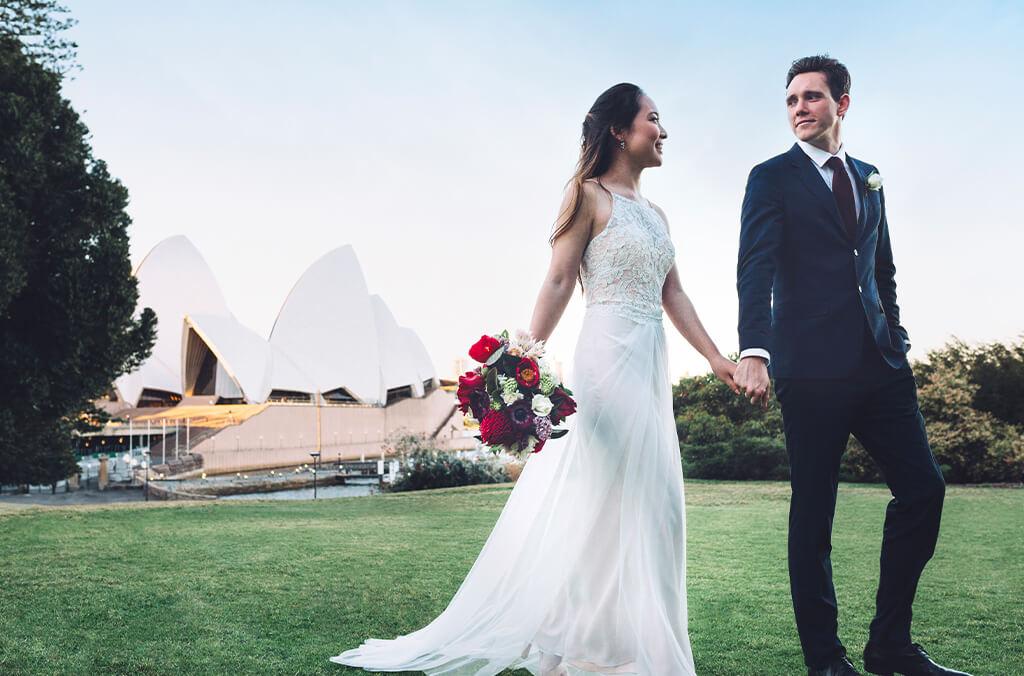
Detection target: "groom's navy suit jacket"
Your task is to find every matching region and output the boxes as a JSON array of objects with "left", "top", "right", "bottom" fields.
[{"left": 737, "top": 144, "right": 910, "bottom": 379}]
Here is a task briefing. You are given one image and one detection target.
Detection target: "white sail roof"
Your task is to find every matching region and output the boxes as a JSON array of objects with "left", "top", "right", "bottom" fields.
[
  {"left": 370, "top": 295, "right": 425, "bottom": 397},
  {"left": 183, "top": 314, "right": 274, "bottom": 404},
  {"left": 400, "top": 327, "right": 438, "bottom": 385},
  {"left": 115, "top": 237, "right": 436, "bottom": 407},
  {"left": 268, "top": 245, "right": 384, "bottom": 404},
  {"left": 115, "top": 236, "right": 231, "bottom": 406}
]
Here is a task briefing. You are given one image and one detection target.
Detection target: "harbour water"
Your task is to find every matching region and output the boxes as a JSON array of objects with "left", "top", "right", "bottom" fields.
[{"left": 219, "top": 479, "right": 380, "bottom": 500}]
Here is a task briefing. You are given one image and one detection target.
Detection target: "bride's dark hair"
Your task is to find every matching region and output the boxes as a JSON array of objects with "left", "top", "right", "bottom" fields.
[{"left": 550, "top": 83, "right": 644, "bottom": 245}]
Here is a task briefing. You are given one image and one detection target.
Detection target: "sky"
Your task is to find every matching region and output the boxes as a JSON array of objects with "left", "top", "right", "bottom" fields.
[{"left": 60, "top": 0, "right": 1024, "bottom": 382}]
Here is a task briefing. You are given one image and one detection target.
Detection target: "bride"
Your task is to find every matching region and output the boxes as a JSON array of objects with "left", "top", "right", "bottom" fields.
[{"left": 331, "top": 83, "right": 738, "bottom": 675}]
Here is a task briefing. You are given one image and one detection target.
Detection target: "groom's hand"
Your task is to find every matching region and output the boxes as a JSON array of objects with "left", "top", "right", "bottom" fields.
[{"left": 735, "top": 356, "right": 771, "bottom": 409}]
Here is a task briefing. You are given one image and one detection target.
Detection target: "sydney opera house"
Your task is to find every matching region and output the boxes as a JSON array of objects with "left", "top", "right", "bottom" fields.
[{"left": 87, "top": 236, "right": 468, "bottom": 474}]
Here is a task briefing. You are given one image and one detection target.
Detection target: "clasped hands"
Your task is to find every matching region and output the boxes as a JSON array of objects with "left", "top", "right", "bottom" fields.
[
  {"left": 734, "top": 356, "right": 771, "bottom": 408},
  {"left": 710, "top": 355, "right": 771, "bottom": 409}
]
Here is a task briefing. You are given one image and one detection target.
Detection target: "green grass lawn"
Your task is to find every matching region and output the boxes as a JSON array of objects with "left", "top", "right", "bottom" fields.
[{"left": 0, "top": 481, "right": 1020, "bottom": 675}]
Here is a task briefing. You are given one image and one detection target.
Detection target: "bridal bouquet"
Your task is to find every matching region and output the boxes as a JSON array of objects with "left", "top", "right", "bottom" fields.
[{"left": 457, "top": 329, "right": 576, "bottom": 456}]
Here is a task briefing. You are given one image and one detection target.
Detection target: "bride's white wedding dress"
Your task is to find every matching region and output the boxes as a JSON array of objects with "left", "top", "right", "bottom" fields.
[{"left": 331, "top": 192, "right": 696, "bottom": 675}]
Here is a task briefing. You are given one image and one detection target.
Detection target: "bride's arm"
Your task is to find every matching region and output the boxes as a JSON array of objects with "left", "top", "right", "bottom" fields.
[
  {"left": 653, "top": 205, "right": 739, "bottom": 392},
  {"left": 528, "top": 186, "right": 595, "bottom": 342}
]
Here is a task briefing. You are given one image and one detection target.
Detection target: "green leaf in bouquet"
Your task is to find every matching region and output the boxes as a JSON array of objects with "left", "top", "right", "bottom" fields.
[
  {"left": 484, "top": 367, "right": 501, "bottom": 400},
  {"left": 550, "top": 428, "right": 569, "bottom": 439},
  {"left": 485, "top": 344, "right": 506, "bottom": 366}
]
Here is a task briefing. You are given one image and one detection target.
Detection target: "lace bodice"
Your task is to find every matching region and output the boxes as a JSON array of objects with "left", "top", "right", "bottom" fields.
[{"left": 580, "top": 192, "right": 676, "bottom": 324}]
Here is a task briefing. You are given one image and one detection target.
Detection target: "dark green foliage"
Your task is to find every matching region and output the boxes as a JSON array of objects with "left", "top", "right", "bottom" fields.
[
  {"left": 0, "top": 36, "right": 155, "bottom": 487},
  {"left": 0, "top": 0, "right": 78, "bottom": 74},
  {"left": 674, "top": 370, "right": 789, "bottom": 480},
  {"left": 838, "top": 439, "right": 883, "bottom": 483},
  {"left": 915, "top": 336, "right": 1024, "bottom": 429},
  {"left": 388, "top": 437, "right": 509, "bottom": 493},
  {"left": 676, "top": 340, "right": 1024, "bottom": 484},
  {"left": 389, "top": 452, "right": 508, "bottom": 493},
  {"left": 914, "top": 341, "right": 1024, "bottom": 483}
]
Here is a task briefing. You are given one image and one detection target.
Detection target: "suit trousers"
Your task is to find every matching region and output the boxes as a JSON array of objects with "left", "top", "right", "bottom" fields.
[{"left": 773, "top": 327, "right": 946, "bottom": 669}]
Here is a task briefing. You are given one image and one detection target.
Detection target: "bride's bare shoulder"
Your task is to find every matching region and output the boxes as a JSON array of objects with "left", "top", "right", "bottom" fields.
[
  {"left": 581, "top": 178, "right": 613, "bottom": 210},
  {"left": 580, "top": 179, "right": 613, "bottom": 240}
]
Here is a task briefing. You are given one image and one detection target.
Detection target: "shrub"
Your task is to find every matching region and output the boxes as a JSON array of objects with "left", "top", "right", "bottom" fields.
[
  {"left": 675, "top": 338, "right": 1024, "bottom": 485},
  {"left": 385, "top": 436, "right": 509, "bottom": 493},
  {"left": 675, "top": 372, "right": 788, "bottom": 480},
  {"left": 915, "top": 353, "right": 1024, "bottom": 483}
]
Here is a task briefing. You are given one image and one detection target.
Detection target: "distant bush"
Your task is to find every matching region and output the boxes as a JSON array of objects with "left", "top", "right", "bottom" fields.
[
  {"left": 675, "top": 338, "right": 1024, "bottom": 484},
  {"left": 674, "top": 371, "right": 788, "bottom": 481},
  {"left": 919, "top": 336, "right": 1024, "bottom": 429},
  {"left": 389, "top": 452, "right": 508, "bottom": 492},
  {"left": 388, "top": 446, "right": 508, "bottom": 493},
  {"left": 914, "top": 342, "right": 1024, "bottom": 483}
]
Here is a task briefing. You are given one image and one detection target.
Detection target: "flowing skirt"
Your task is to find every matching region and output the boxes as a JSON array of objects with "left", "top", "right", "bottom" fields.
[{"left": 330, "top": 306, "right": 695, "bottom": 675}]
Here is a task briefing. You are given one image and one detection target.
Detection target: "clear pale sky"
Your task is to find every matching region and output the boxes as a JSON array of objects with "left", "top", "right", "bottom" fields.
[{"left": 61, "top": 1, "right": 1023, "bottom": 382}]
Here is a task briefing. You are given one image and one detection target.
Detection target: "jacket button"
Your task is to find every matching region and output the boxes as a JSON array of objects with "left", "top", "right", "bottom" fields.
[
  {"left": 854, "top": 249, "right": 859, "bottom": 256},
  {"left": 858, "top": 285, "right": 863, "bottom": 293}
]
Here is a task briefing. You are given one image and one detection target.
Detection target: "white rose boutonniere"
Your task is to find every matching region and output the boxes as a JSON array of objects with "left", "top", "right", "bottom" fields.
[{"left": 865, "top": 171, "right": 883, "bottom": 191}]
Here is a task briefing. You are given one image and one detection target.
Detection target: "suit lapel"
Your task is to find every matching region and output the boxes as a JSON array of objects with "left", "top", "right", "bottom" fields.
[
  {"left": 787, "top": 144, "right": 846, "bottom": 239},
  {"left": 846, "top": 155, "right": 871, "bottom": 242}
]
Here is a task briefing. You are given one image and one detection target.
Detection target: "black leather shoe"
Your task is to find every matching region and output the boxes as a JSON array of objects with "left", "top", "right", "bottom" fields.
[
  {"left": 862, "top": 642, "right": 972, "bottom": 675},
  {"left": 809, "top": 656, "right": 861, "bottom": 676}
]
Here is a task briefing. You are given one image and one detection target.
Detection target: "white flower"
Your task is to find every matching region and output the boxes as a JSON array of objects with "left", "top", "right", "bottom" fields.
[
  {"left": 501, "top": 390, "right": 524, "bottom": 406},
  {"left": 866, "top": 172, "right": 883, "bottom": 191},
  {"left": 531, "top": 394, "right": 553, "bottom": 417},
  {"left": 509, "top": 329, "right": 546, "bottom": 360}
]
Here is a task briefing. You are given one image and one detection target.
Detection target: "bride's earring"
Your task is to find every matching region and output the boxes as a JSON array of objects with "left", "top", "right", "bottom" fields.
[{"left": 619, "top": 140, "right": 626, "bottom": 150}]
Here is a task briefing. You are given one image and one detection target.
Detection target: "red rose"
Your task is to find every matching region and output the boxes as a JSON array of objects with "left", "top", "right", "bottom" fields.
[
  {"left": 458, "top": 370, "right": 483, "bottom": 391},
  {"left": 456, "top": 371, "right": 481, "bottom": 410},
  {"left": 479, "top": 410, "right": 517, "bottom": 446},
  {"left": 549, "top": 387, "right": 577, "bottom": 425},
  {"left": 456, "top": 371, "right": 488, "bottom": 418},
  {"left": 469, "top": 335, "right": 502, "bottom": 363},
  {"left": 515, "top": 358, "right": 540, "bottom": 388}
]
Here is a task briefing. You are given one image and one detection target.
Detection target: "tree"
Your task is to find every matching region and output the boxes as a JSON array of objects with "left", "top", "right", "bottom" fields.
[
  {"left": 0, "top": 35, "right": 156, "bottom": 488},
  {"left": 0, "top": 0, "right": 78, "bottom": 74}
]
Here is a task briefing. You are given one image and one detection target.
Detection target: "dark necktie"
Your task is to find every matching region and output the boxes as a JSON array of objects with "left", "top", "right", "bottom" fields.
[{"left": 826, "top": 156, "right": 858, "bottom": 242}]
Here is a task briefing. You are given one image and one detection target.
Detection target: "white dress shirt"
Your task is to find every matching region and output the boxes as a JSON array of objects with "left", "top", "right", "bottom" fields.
[{"left": 739, "top": 141, "right": 861, "bottom": 365}]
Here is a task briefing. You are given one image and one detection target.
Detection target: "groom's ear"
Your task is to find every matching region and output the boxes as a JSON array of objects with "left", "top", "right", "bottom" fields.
[{"left": 837, "top": 93, "right": 851, "bottom": 119}]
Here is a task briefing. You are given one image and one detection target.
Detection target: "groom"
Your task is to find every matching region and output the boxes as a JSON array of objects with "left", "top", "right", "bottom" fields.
[{"left": 734, "top": 56, "right": 969, "bottom": 676}]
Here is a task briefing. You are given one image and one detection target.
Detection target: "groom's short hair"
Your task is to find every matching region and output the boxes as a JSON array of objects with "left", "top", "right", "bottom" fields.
[{"left": 786, "top": 55, "right": 851, "bottom": 102}]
